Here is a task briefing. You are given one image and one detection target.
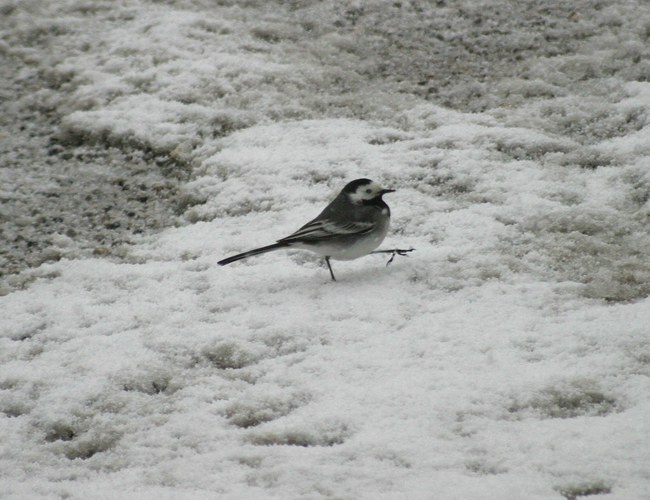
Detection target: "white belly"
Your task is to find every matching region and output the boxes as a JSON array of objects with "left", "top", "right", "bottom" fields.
[{"left": 295, "top": 219, "right": 390, "bottom": 261}]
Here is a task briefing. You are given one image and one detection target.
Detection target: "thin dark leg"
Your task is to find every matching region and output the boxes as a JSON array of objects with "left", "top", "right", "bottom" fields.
[
  {"left": 371, "top": 247, "right": 415, "bottom": 266},
  {"left": 325, "top": 257, "right": 336, "bottom": 281}
]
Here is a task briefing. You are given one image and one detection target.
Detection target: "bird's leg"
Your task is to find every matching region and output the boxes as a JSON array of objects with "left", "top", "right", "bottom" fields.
[
  {"left": 325, "top": 256, "right": 337, "bottom": 281},
  {"left": 371, "top": 247, "right": 415, "bottom": 266}
]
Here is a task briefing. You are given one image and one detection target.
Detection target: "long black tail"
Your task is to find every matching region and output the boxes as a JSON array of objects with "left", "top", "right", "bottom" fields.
[{"left": 218, "top": 242, "right": 290, "bottom": 266}]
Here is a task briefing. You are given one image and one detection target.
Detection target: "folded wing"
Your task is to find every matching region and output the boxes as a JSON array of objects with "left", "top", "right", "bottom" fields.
[{"left": 278, "top": 219, "right": 375, "bottom": 243}]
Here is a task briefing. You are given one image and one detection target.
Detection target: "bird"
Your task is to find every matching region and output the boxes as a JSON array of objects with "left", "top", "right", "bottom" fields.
[{"left": 218, "top": 178, "right": 395, "bottom": 281}]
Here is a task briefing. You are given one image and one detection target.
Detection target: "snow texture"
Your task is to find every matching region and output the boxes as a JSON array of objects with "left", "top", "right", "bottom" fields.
[{"left": 1, "top": 0, "right": 650, "bottom": 499}]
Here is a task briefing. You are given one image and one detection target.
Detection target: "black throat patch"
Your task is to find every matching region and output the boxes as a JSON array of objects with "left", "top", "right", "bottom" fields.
[{"left": 362, "top": 196, "right": 390, "bottom": 215}]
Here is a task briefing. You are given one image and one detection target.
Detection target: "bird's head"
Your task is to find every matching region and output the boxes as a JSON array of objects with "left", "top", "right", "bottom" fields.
[{"left": 343, "top": 178, "right": 395, "bottom": 204}]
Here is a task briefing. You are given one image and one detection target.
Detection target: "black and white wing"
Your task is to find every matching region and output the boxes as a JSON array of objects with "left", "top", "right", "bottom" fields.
[{"left": 278, "top": 219, "right": 375, "bottom": 243}]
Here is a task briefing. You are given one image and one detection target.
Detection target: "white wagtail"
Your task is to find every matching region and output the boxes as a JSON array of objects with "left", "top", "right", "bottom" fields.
[{"left": 218, "top": 178, "right": 395, "bottom": 280}]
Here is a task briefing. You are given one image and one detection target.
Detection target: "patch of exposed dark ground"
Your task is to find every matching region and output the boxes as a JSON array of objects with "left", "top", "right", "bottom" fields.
[{"left": 0, "top": 63, "right": 189, "bottom": 292}]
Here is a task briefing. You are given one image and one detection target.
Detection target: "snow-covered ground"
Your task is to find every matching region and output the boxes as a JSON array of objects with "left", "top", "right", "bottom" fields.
[{"left": 2, "top": 1, "right": 650, "bottom": 498}]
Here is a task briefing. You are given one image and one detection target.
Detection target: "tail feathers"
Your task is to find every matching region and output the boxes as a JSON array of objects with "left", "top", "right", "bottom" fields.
[{"left": 218, "top": 242, "right": 289, "bottom": 266}]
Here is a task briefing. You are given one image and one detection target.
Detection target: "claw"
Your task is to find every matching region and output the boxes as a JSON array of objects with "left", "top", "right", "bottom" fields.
[{"left": 371, "top": 247, "right": 415, "bottom": 266}]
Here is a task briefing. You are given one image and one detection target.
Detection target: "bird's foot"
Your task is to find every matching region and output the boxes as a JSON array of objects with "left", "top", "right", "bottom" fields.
[{"left": 371, "top": 248, "right": 415, "bottom": 266}]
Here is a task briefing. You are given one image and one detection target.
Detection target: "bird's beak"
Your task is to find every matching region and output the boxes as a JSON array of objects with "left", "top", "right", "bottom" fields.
[{"left": 380, "top": 188, "right": 396, "bottom": 195}]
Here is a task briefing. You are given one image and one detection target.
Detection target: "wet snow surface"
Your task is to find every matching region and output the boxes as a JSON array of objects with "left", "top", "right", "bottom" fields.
[{"left": 2, "top": 0, "right": 650, "bottom": 498}]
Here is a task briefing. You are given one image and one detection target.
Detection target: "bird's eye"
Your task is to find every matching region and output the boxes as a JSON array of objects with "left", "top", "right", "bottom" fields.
[{"left": 365, "top": 188, "right": 372, "bottom": 194}]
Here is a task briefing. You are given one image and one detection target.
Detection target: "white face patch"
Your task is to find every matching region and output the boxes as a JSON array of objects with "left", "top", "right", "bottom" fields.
[{"left": 348, "top": 181, "right": 385, "bottom": 204}]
